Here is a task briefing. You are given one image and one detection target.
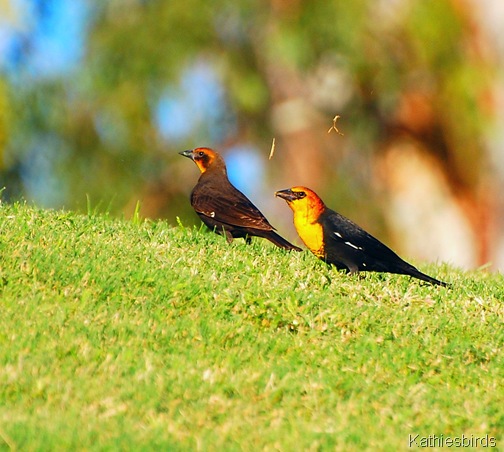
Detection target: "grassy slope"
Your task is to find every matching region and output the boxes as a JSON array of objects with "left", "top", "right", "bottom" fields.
[{"left": 0, "top": 201, "right": 502, "bottom": 451}]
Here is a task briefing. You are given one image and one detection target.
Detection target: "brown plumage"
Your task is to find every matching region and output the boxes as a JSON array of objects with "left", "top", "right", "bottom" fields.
[
  {"left": 179, "top": 147, "right": 301, "bottom": 251},
  {"left": 276, "top": 186, "right": 448, "bottom": 286}
]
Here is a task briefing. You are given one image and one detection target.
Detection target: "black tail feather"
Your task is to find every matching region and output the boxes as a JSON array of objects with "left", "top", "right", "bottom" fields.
[{"left": 402, "top": 265, "right": 449, "bottom": 287}]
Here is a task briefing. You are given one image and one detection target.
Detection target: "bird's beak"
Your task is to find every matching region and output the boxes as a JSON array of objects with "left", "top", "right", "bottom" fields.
[
  {"left": 179, "top": 149, "right": 194, "bottom": 160},
  {"left": 275, "top": 188, "right": 298, "bottom": 202}
]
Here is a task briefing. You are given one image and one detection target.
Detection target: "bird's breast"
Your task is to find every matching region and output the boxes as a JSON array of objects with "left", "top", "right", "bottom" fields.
[{"left": 293, "top": 215, "right": 325, "bottom": 258}]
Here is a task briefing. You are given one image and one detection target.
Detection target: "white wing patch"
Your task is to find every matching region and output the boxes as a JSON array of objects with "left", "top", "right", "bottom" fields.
[
  {"left": 209, "top": 211, "right": 216, "bottom": 218},
  {"left": 333, "top": 231, "right": 363, "bottom": 250},
  {"left": 345, "top": 241, "right": 363, "bottom": 250}
]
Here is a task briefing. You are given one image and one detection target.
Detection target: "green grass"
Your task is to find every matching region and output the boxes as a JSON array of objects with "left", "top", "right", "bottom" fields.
[{"left": 0, "top": 201, "right": 503, "bottom": 451}]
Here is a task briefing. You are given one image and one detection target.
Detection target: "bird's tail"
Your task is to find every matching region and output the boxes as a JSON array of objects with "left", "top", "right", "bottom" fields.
[
  {"left": 262, "top": 231, "right": 302, "bottom": 252},
  {"left": 403, "top": 265, "right": 449, "bottom": 287}
]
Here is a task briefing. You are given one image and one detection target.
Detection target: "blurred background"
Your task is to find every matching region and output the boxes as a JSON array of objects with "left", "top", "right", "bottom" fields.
[{"left": 1, "top": 0, "right": 504, "bottom": 270}]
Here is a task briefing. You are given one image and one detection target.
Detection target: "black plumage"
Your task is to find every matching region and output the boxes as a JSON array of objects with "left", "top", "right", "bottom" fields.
[
  {"left": 276, "top": 186, "right": 448, "bottom": 287},
  {"left": 319, "top": 208, "right": 447, "bottom": 286}
]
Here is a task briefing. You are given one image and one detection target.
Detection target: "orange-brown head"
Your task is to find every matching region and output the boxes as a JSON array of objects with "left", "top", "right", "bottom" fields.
[
  {"left": 179, "top": 147, "right": 227, "bottom": 174},
  {"left": 275, "top": 186, "right": 327, "bottom": 257}
]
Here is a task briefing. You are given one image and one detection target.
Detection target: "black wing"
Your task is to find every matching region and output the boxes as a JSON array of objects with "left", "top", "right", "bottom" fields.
[
  {"left": 321, "top": 209, "right": 407, "bottom": 272},
  {"left": 319, "top": 208, "right": 447, "bottom": 285}
]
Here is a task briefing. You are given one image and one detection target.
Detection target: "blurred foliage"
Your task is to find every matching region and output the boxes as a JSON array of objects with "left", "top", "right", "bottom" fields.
[
  {"left": 0, "top": 0, "right": 498, "bottom": 232},
  {"left": 0, "top": 78, "right": 10, "bottom": 169}
]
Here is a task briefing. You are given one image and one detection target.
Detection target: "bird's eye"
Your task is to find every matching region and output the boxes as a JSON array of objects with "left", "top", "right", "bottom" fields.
[
  {"left": 198, "top": 151, "right": 205, "bottom": 157},
  {"left": 298, "top": 192, "right": 306, "bottom": 199}
]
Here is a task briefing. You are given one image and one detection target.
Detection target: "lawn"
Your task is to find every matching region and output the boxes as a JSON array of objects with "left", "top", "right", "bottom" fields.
[{"left": 0, "top": 201, "right": 502, "bottom": 450}]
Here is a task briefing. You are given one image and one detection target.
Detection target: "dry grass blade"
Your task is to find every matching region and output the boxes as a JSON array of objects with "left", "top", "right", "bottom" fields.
[{"left": 328, "top": 115, "right": 344, "bottom": 135}]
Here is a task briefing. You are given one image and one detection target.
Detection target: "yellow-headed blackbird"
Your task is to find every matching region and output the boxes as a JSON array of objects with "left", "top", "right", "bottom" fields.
[
  {"left": 180, "top": 147, "right": 302, "bottom": 251},
  {"left": 275, "top": 186, "right": 447, "bottom": 286}
]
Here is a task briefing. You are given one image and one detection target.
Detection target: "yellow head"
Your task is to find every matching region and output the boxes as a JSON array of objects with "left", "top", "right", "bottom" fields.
[
  {"left": 275, "top": 186, "right": 325, "bottom": 223},
  {"left": 275, "top": 186, "right": 326, "bottom": 257}
]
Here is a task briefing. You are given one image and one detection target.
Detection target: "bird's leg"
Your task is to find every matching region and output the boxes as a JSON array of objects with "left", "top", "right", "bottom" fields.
[
  {"left": 224, "top": 230, "right": 234, "bottom": 244},
  {"left": 346, "top": 262, "right": 360, "bottom": 274},
  {"left": 345, "top": 268, "right": 367, "bottom": 281},
  {"left": 245, "top": 235, "right": 252, "bottom": 245}
]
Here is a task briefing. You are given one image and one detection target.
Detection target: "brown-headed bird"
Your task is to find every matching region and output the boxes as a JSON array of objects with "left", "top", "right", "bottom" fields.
[
  {"left": 275, "top": 186, "right": 447, "bottom": 286},
  {"left": 179, "top": 147, "right": 301, "bottom": 251}
]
